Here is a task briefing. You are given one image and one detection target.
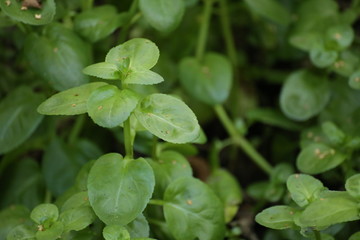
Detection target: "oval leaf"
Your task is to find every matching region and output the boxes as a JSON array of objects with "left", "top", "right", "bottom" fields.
[
  {"left": 348, "top": 70, "right": 360, "bottom": 90},
  {"left": 164, "top": 177, "right": 225, "bottom": 240},
  {"left": 255, "top": 205, "right": 298, "bottom": 230},
  {"left": 345, "top": 174, "right": 360, "bottom": 199},
  {"left": 139, "top": 0, "right": 185, "bottom": 32},
  {"left": 30, "top": 203, "right": 59, "bottom": 225},
  {"left": 179, "top": 53, "right": 232, "bottom": 105},
  {"left": 103, "top": 225, "right": 130, "bottom": 240},
  {"left": 24, "top": 24, "right": 92, "bottom": 91},
  {"left": 125, "top": 214, "right": 150, "bottom": 239},
  {"left": 87, "top": 85, "right": 139, "bottom": 128},
  {"left": 134, "top": 93, "right": 200, "bottom": 143},
  {"left": 280, "top": 70, "right": 331, "bottom": 121},
  {"left": 37, "top": 82, "right": 108, "bottom": 115},
  {"left": 0, "top": 86, "right": 44, "bottom": 154},
  {"left": 87, "top": 153, "right": 155, "bottom": 225},
  {"left": 59, "top": 207, "right": 96, "bottom": 232},
  {"left": 124, "top": 69, "right": 164, "bottom": 85},
  {"left": 7, "top": 224, "right": 36, "bottom": 240},
  {"left": 296, "top": 143, "right": 346, "bottom": 174},
  {"left": 0, "top": 0, "right": 55, "bottom": 25},
  {"left": 286, "top": 174, "right": 325, "bottom": 207},
  {"left": 83, "top": 63, "right": 120, "bottom": 80}
]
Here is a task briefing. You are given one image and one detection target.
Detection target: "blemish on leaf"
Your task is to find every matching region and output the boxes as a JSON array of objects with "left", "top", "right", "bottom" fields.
[
  {"left": 98, "top": 106, "right": 103, "bottom": 110},
  {"left": 289, "top": 211, "right": 294, "bottom": 215},
  {"left": 159, "top": 160, "right": 164, "bottom": 164},
  {"left": 307, "top": 131, "right": 313, "bottom": 138},
  {"left": 182, "top": 164, "right": 186, "bottom": 168},
  {"left": 314, "top": 136, "right": 321, "bottom": 142},
  {"left": 202, "top": 66, "right": 210, "bottom": 75},
  {"left": 74, "top": 93, "right": 79, "bottom": 97},
  {"left": 295, "top": 174, "right": 299, "bottom": 178},
  {"left": 320, "top": 198, "right": 325, "bottom": 201},
  {"left": 334, "top": 60, "right": 345, "bottom": 69},
  {"left": 5, "top": 0, "right": 10, "bottom": 6},
  {"left": 330, "top": 149, "right": 336, "bottom": 155},
  {"left": 314, "top": 148, "right": 320, "bottom": 155},
  {"left": 37, "top": 225, "right": 44, "bottom": 231},
  {"left": 22, "top": 0, "right": 42, "bottom": 9},
  {"left": 71, "top": 104, "right": 76, "bottom": 107},
  {"left": 334, "top": 33, "right": 342, "bottom": 40},
  {"left": 172, "top": 160, "right": 176, "bottom": 165},
  {"left": 34, "top": 14, "right": 42, "bottom": 19},
  {"left": 186, "top": 199, "right": 193, "bottom": 205},
  {"left": 355, "top": 77, "right": 360, "bottom": 82},
  {"left": 20, "top": 6, "right": 27, "bottom": 10},
  {"left": 53, "top": 48, "right": 58, "bottom": 53}
]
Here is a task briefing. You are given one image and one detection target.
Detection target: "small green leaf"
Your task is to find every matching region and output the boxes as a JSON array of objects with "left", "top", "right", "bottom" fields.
[
  {"left": 331, "top": 50, "right": 359, "bottom": 77},
  {"left": 164, "top": 177, "right": 225, "bottom": 240},
  {"left": 325, "top": 25, "right": 354, "bottom": 50},
  {"left": 59, "top": 207, "right": 95, "bottom": 232},
  {"left": 87, "top": 153, "right": 155, "bottom": 225},
  {"left": 299, "top": 197, "right": 359, "bottom": 228},
  {"left": 103, "top": 225, "right": 130, "bottom": 240},
  {"left": 83, "top": 63, "right": 120, "bottom": 80},
  {"left": 286, "top": 174, "right": 325, "bottom": 207},
  {"left": 349, "top": 231, "right": 360, "bottom": 240},
  {"left": 255, "top": 205, "right": 298, "bottom": 230},
  {"left": 134, "top": 93, "right": 200, "bottom": 143},
  {"left": 7, "top": 224, "right": 36, "bottom": 240},
  {"left": 280, "top": 70, "right": 331, "bottom": 121},
  {"left": 125, "top": 214, "right": 150, "bottom": 239},
  {"left": 147, "top": 151, "right": 192, "bottom": 198},
  {"left": 207, "top": 169, "right": 242, "bottom": 223},
  {"left": 139, "top": 0, "right": 185, "bottom": 32},
  {"left": 310, "top": 45, "right": 338, "bottom": 68},
  {"left": 105, "top": 38, "right": 159, "bottom": 70},
  {"left": 35, "top": 221, "right": 63, "bottom": 240},
  {"left": 0, "top": 86, "right": 44, "bottom": 154},
  {"left": 179, "top": 53, "right": 232, "bottom": 105},
  {"left": 87, "top": 85, "right": 139, "bottom": 128},
  {"left": 24, "top": 24, "right": 92, "bottom": 91},
  {"left": 348, "top": 70, "right": 360, "bottom": 90},
  {"left": 0, "top": 0, "right": 55, "bottom": 25},
  {"left": 37, "top": 82, "right": 108, "bottom": 115},
  {"left": 30, "top": 203, "right": 59, "bottom": 225},
  {"left": 296, "top": 143, "right": 346, "bottom": 174},
  {"left": 244, "top": 0, "right": 291, "bottom": 26},
  {"left": 61, "top": 191, "right": 91, "bottom": 212},
  {"left": 321, "top": 121, "right": 346, "bottom": 145},
  {"left": 345, "top": 174, "right": 360, "bottom": 199},
  {"left": 74, "top": 5, "right": 125, "bottom": 42},
  {"left": 123, "top": 68, "right": 164, "bottom": 85},
  {"left": 0, "top": 205, "right": 30, "bottom": 239}
]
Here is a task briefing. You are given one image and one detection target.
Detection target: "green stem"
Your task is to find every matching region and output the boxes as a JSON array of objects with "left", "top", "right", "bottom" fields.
[
  {"left": 81, "top": 0, "right": 94, "bottom": 10},
  {"left": 68, "top": 115, "right": 85, "bottom": 144},
  {"left": 123, "top": 118, "right": 133, "bottom": 159},
  {"left": 314, "top": 230, "right": 322, "bottom": 240},
  {"left": 44, "top": 191, "right": 52, "bottom": 203},
  {"left": 196, "top": 0, "right": 214, "bottom": 61},
  {"left": 148, "top": 199, "right": 166, "bottom": 206},
  {"left": 118, "top": 0, "right": 139, "bottom": 43},
  {"left": 214, "top": 104, "right": 273, "bottom": 175},
  {"left": 219, "top": 0, "right": 237, "bottom": 67},
  {"left": 152, "top": 135, "right": 159, "bottom": 160}
]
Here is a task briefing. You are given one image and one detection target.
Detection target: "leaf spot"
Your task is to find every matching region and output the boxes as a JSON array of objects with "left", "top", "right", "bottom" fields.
[
  {"left": 334, "top": 33, "right": 342, "bottom": 40},
  {"left": 159, "top": 160, "right": 164, "bottom": 164},
  {"left": 53, "top": 48, "right": 58, "bottom": 53},
  {"left": 74, "top": 93, "right": 79, "bottom": 97},
  {"left": 334, "top": 60, "right": 345, "bottom": 69},
  {"left": 320, "top": 198, "right": 325, "bottom": 201},
  {"left": 314, "top": 136, "right": 321, "bottom": 142},
  {"left": 34, "top": 13, "right": 42, "bottom": 19},
  {"left": 20, "top": 5, "right": 27, "bottom": 10},
  {"left": 289, "top": 211, "right": 294, "bottom": 215},
  {"left": 307, "top": 131, "right": 313, "bottom": 138},
  {"left": 172, "top": 160, "right": 176, "bottom": 165},
  {"left": 71, "top": 104, "right": 76, "bottom": 107},
  {"left": 295, "top": 174, "right": 299, "bottom": 178},
  {"left": 37, "top": 225, "right": 44, "bottom": 231},
  {"left": 202, "top": 66, "right": 210, "bottom": 75},
  {"left": 5, "top": 0, "right": 10, "bottom": 6},
  {"left": 355, "top": 77, "right": 360, "bottom": 82},
  {"left": 98, "top": 105, "right": 103, "bottom": 110},
  {"left": 186, "top": 199, "right": 193, "bottom": 205},
  {"left": 182, "top": 164, "right": 187, "bottom": 168},
  {"left": 330, "top": 149, "right": 336, "bottom": 155},
  {"left": 314, "top": 148, "right": 320, "bottom": 155}
]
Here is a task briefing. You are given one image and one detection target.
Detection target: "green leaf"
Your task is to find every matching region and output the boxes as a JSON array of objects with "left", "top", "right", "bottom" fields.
[
  {"left": 82, "top": 63, "right": 120, "bottom": 80},
  {"left": 37, "top": 82, "right": 108, "bottom": 115},
  {"left": 349, "top": 231, "right": 360, "bottom": 240},
  {"left": 139, "top": 0, "right": 185, "bottom": 32},
  {"left": 299, "top": 197, "right": 359, "bottom": 228},
  {"left": 310, "top": 45, "right": 338, "bottom": 68},
  {"left": 59, "top": 207, "right": 95, "bottom": 232},
  {"left": 105, "top": 38, "right": 159, "bottom": 70},
  {"left": 179, "top": 53, "right": 232, "bottom": 105},
  {"left": 244, "top": 0, "right": 291, "bottom": 26},
  {"left": 123, "top": 68, "right": 164, "bottom": 85},
  {"left": 321, "top": 121, "right": 346, "bottom": 145},
  {"left": 0, "top": 86, "right": 44, "bottom": 154},
  {"left": 125, "top": 214, "right": 150, "bottom": 238},
  {"left": 163, "top": 177, "right": 225, "bottom": 240},
  {"left": 255, "top": 205, "right": 298, "bottom": 230},
  {"left": 325, "top": 25, "right": 354, "bottom": 50},
  {"left": 207, "top": 169, "right": 242, "bottom": 223},
  {"left": 280, "top": 70, "right": 331, "bottom": 121},
  {"left": 7, "top": 224, "right": 36, "bottom": 240},
  {"left": 147, "top": 151, "right": 192, "bottom": 198},
  {"left": 87, "top": 153, "right": 155, "bottom": 225},
  {"left": 0, "top": 0, "right": 55, "bottom": 25},
  {"left": 30, "top": 203, "right": 59, "bottom": 225},
  {"left": 61, "top": 191, "right": 91, "bottom": 212},
  {"left": 348, "top": 70, "right": 360, "bottom": 90},
  {"left": 87, "top": 85, "right": 139, "bottom": 128},
  {"left": 0, "top": 205, "right": 30, "bottom": 239},
  {"left": 296, "top": 143, "right": 346, "bottom": 174},
  {"left": 134, "top": 93, "right": 200, "bottom": 143},
  {"left": 330, "top": 50, "right": 360, "bottom": 77},
  {"left": 24, "top": 23, "right": 91, "bottom": 91},
  {"left": 345, "top": 174, "right": 360, "bottom": 199},
  {"left": 286, "top": 174, "right": 325, "bottom": 207},
  {"left": 35, "top": 221, "right": 63, "bottom": 240},
  {"left": 103, "top": 225, "right": 130, "bottom": 240},
  {"left": 74, "top": 5, "right": 125, "bottom": 43}
]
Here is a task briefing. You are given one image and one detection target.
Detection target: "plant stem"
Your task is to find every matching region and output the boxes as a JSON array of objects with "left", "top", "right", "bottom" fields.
[
  {"left": 44, "top": 191, "right": 52, "bottom": 203},
  {"left": 214, "top": 104, "right": 273, "bottom": 175},
  {"left": 123, "top": 118, "right": 133, "bottom": 159},
  {"left": 219, "top": 0, "right": 237, "bottom": 68},
  {"left": 118, "top": 0, "right": 139, "bottom": 43},
  {"left": 314, "top": 230, "right": 322, "bottom": 240},
  {"left": 152, "top": 135, "right": 159, "bottom": 160},
  {"left": 149, "top": 199, "right": 166, "bottom": 206},
  {"left": 68, "top": 115, "right": 85, "bottom": 144},
  {"left": 196, "top": 0, "right": 214, "bottom": 61},
  {"left": 81, "top": 0, "right": 94, "bottom": 10}
]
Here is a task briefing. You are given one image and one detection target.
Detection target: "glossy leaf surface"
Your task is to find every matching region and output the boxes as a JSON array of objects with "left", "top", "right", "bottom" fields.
[
  {"left": 345, "top": 174, "right": 360, "bottom": 199},
  {"left": 135, "top": 94, "right": 200, "bottom": 143},
  {"left": 255, "top": 205, "right": 298, "bottom": 230},
  {"left": 30, "top": 203, "right": 58, "bottom": 225},
  {"left": 87, "top": 153, "right": 155, "bottom": 225},
  {"left": 59, "top": 207, "right": 95, "bottom": 232},
  {"left": 82, "top": 63, "right": 120, "bottom": 80}
]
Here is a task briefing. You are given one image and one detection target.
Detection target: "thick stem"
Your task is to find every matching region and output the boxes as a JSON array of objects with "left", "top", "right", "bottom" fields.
[
  {"left": 118, "top": 0, "right": 139, "bottom": 43},
  {"left": 123, "top": 118, "right": 133, "bottom": 159},
  {"left": 196, "top": 0, "right": 214, "bottom": 61},
  {"left": 314, "top": 230, "right": 322, "bottom": 240},
  {"left": 152, "top": 135, "right": 159, "bottom": 160},
  {"left": 148, "top": 199, "right": 166, "bottom": 206},
  {"left": 214, "top": 104, "right": 273, "bottom": 175},
  {"left": 68, "top": 115, "right": 85, "bottom": 144},
  {"left": 44, "top": 191, "right": 52, "bottom": 203},
  {"left": 81, "top": 0, "right": 94, "bottom": 10}
]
